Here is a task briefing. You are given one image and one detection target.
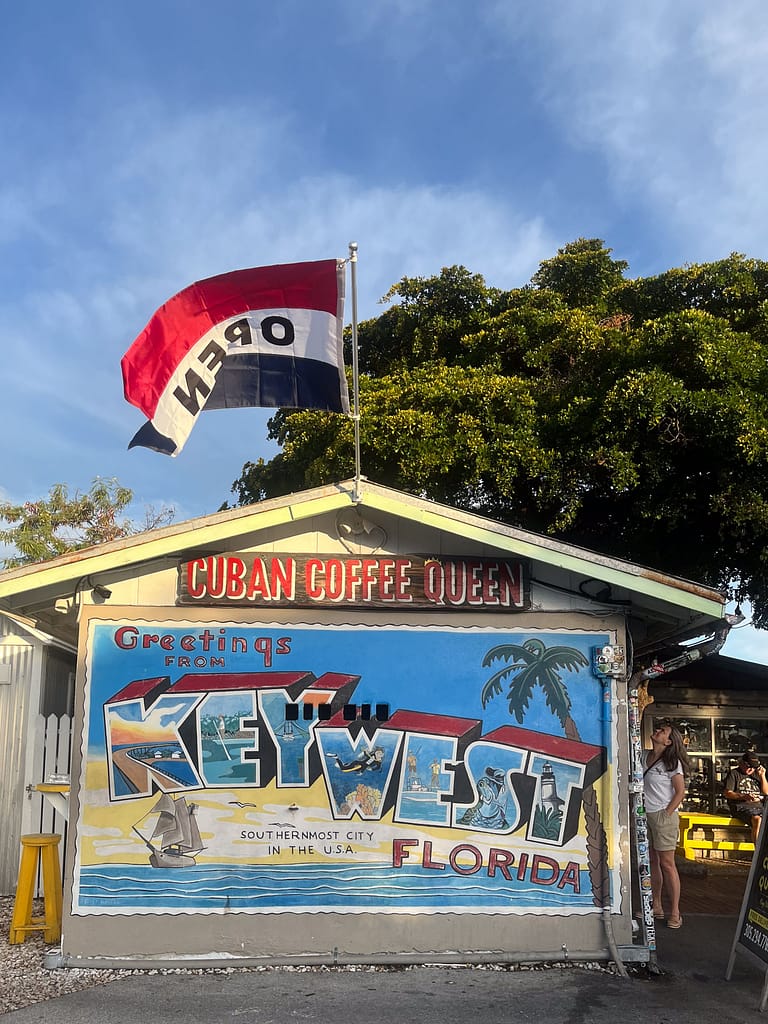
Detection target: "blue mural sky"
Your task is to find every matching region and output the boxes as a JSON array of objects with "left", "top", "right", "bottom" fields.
[{"left": 88, "top": 623, "right": 610, "bottom": 752}]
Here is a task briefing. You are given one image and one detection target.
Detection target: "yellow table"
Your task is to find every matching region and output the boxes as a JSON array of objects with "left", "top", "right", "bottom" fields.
[{"left": 36, "top": 783, "right": 70, "bottom": 821}]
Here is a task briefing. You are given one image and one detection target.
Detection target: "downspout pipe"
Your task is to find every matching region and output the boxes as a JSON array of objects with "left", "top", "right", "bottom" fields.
[
  {"left": 600, "top": 667, "right": 629, "bottom": 978},
  {"left": 639, "top": 619, "right": 734, "bottom": 680}
]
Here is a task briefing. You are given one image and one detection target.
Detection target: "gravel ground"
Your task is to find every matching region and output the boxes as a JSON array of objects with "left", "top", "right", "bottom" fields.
[
  {"left": 0, "top": 896, "right": 621, "bottom": 1016},
  {"left": 0, "top": 897, "right": 124, "bottom": 1014}
]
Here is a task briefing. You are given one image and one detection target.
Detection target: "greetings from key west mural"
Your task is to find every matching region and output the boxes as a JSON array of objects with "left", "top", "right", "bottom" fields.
[{"left": 73, "top": 619, "right": 617, "bottom": 916}]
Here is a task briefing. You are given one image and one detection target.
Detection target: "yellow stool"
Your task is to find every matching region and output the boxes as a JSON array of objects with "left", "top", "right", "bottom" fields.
[{"left": 8, "top": 834, "right": 62, "bottom": 944}]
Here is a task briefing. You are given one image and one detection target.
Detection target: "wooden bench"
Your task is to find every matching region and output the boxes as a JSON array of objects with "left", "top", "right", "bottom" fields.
[{"left": 676, "top": 812, "right": 754, "bottom": 861}]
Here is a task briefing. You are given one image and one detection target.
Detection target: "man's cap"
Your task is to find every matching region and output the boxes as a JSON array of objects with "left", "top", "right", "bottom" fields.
[{"left": 742, "top": 751, "right": 761, "bottom": 767}]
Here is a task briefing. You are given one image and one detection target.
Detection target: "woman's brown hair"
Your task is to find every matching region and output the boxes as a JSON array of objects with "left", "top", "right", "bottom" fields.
[{"left": 657, "top": 720, "right": 691, "bottom": 778}]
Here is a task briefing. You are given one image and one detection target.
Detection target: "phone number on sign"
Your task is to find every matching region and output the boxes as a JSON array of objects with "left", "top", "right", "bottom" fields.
[{"left": 744, "top": 921, "right": 768, "bottom": 952}]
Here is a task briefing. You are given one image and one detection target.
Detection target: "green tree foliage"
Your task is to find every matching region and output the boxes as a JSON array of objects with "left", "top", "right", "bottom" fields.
[
  {"left": 228, "top": 240, "right": 768, "bottom": 627},
  {"left": 0, "top": 478, "right": 174, "bottom": 568},
  {"left": 531, "top": 237, "right": 628, "bottom": 310}
]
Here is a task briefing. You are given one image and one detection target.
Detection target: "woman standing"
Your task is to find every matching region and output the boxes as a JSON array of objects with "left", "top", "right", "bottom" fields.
[{"left": 644, "top": 719, "right": 689, "bottom": 928}]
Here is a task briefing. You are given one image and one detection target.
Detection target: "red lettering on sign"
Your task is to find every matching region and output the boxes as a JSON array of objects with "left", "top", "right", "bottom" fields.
[
  {"left": 448, "top": 843, "right": 483, "bottom": 875},
  {"left": 226, "top": 557, "right": 247, "bottom": 600},
  {"left": 499, "top": 561, "right": 522, "bottom": 606},
  {"left": 423, "top": 561, "right": 441, "bottom": 603},
  {"left": 422, "top": 840, "right": 446, "bottom": 871},
  {"left": 392, "top": 839, "right": 419, "bottom": 868},
  {"left": 557, "top": 861, "right": 581, "bottom": 893},
  {"left": 186, "top": 559, "right": 207, "bottom": 599},
  {"left": 393, "top": 559, "right": 413, "bottom": 601},
  {"left": 530, "top": 854, "right": 560, "bottom": 886},
  {"left": 206, "top": 558, "right": 226, "bottom": 599},
  {"left": 343, "top": 558, "right": 362, "bottom": 601},
  {"left": 271, "top": 557, "right": 295, "bottom": 601},
  {"left": 114, "top": 625, "right": 138, "bottom": 649},
  {"left": 487, "top": 847, "right": 515, "bottom": 879},
  {"left": 379, "top": 559, "right": 397, "bottom": 600},
  {"left": 246, "top": 559, "right": 269, "bottom": 601},
  {"left": 482, "top": 563, "right": 500, "bottom": 605},
  {"left": 305, "top": 558, "right": 323, "bottom": 599},
  {"left": 360, "top": 559, "right": 378, "bottom": 601},
  {"left": 325, "top": 559, "right": 344, "bottom": 601},
  {"left": 178, "top": 554, "right": 525, "bottom": 608},
  {"left": 444, "top": 562, "right": 466, "bottom": 605},
  {"left": 466, "top": 560, "right": 484, "bottom": 605}
]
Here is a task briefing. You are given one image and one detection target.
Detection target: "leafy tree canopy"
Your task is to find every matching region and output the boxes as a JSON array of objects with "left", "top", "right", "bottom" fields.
[
  {"left": 0, "top": 477, "right": 174, "bottom": 569},
  {"left": 228, "top": 239, "right": 768, "bottom": 627}
]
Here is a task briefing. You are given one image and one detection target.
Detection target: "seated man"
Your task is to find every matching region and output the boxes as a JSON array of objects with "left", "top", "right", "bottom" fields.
[{"left": 723, "top": 751, "right": 768, "bottom": 842}]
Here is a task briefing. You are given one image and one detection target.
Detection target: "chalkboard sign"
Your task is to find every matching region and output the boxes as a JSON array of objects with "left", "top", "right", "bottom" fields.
[{"left": 726, "top": 811, "right": 768, "bottom": 1011}]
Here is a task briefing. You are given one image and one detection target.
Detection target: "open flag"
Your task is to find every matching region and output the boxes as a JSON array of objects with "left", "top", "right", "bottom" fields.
[{"left": 121, "top": 259, "right": 349, "bottom": 455}]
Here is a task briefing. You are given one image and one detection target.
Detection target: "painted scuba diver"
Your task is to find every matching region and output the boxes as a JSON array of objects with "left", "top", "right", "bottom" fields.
[{"left": 327, "top": 746, "right": 385, "bottom": 773}]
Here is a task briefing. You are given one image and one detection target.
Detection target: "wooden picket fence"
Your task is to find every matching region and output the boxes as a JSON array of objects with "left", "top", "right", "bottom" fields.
[{"left": 29, "top": 713, "right": 72, "bottom": 896}]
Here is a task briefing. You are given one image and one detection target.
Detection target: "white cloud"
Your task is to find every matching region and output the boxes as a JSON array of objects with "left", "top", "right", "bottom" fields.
[
  {"left": 1, "top": 119, "right": 553, "bottom": 427},
  {"left": 90, "top": 101, "right": 555, "bottom": 311},
  {"left": 489, "top": 1, "right": 768, "bottom": 263},
  {"left": 0, "top": 95, "right": 558, "bottom": 518}
]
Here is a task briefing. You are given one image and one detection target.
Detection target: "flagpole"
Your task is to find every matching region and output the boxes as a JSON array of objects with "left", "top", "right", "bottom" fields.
[{"left": 349, "top": 241, "right": 362, "bottom": 503}]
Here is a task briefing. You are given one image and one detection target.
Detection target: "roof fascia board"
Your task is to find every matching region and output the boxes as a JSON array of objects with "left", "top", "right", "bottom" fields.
[
  {"left": 0, "top": 608, "right": 77, "bottom": 652},
  {"left": 0, "top": 478, "right": 724, "bottom": 619},
  {"left": 0, "top": 492, "right": 349, "bottom": 601},
  {"left": 361, "top": 490, "right": 724, "bottom": 619}
]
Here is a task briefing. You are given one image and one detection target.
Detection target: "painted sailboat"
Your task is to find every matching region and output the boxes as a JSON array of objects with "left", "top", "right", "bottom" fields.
[{"left": 133, "top": 793, "right": 204, "bottom": 868}]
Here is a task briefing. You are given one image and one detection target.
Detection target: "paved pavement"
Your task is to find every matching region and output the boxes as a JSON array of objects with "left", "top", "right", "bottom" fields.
[
  {"left": 5, "top": 918, "right": 767, "bottom": 1024},
  {"left": 5, "top": 865, "right": 768, "bottom": 1023}
]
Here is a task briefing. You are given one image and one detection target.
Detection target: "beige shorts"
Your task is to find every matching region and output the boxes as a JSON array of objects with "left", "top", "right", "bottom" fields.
[{"left": 647, "top": 808, "right": 680, "bottom": 851}]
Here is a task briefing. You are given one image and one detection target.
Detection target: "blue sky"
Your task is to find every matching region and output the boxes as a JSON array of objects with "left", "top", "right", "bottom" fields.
[{"left": 2, "top": 1, "right": 767, "bottom": 661}]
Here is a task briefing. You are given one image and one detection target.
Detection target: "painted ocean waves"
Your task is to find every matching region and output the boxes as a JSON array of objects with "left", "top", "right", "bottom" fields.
[{"left": 75, "top": 861, "right": 595, "bottom": 914}]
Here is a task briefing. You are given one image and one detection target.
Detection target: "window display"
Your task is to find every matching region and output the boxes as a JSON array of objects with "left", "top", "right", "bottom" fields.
[{"left": 647, "top": 713, "right": 768, "bottom": 813}]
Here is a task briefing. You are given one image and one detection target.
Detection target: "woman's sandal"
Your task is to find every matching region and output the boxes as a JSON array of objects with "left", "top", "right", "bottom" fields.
[{"left": 667, "top": 915, "right": 683, "bottom": 929}]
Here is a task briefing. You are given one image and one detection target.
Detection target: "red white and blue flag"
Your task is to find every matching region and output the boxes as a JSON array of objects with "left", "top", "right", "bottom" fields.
[{"left": 121, "top": 259, "right": 349, "bottom": 455}]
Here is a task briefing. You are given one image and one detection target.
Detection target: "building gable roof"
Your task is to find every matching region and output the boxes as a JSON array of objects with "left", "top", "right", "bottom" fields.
[{"left": 0, "top": 478, "right": 725, "bottom": 640}]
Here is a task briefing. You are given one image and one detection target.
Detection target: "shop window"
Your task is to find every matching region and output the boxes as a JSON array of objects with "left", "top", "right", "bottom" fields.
[
  {"left": 39, "top": 647, "right": 76, "bottom": 718},
  {"left": 648, "top": 711, "right": 768, "bottom": 813}
]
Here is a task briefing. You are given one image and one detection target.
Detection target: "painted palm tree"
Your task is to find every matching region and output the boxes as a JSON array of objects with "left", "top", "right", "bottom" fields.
[{"left": 481, "top": 638, "right": 609, "bottom": 907}]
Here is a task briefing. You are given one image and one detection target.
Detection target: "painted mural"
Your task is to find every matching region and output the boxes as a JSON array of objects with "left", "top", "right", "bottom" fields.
[{"left": 72, "top": 619, "right": 620, "bottom": 916}]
